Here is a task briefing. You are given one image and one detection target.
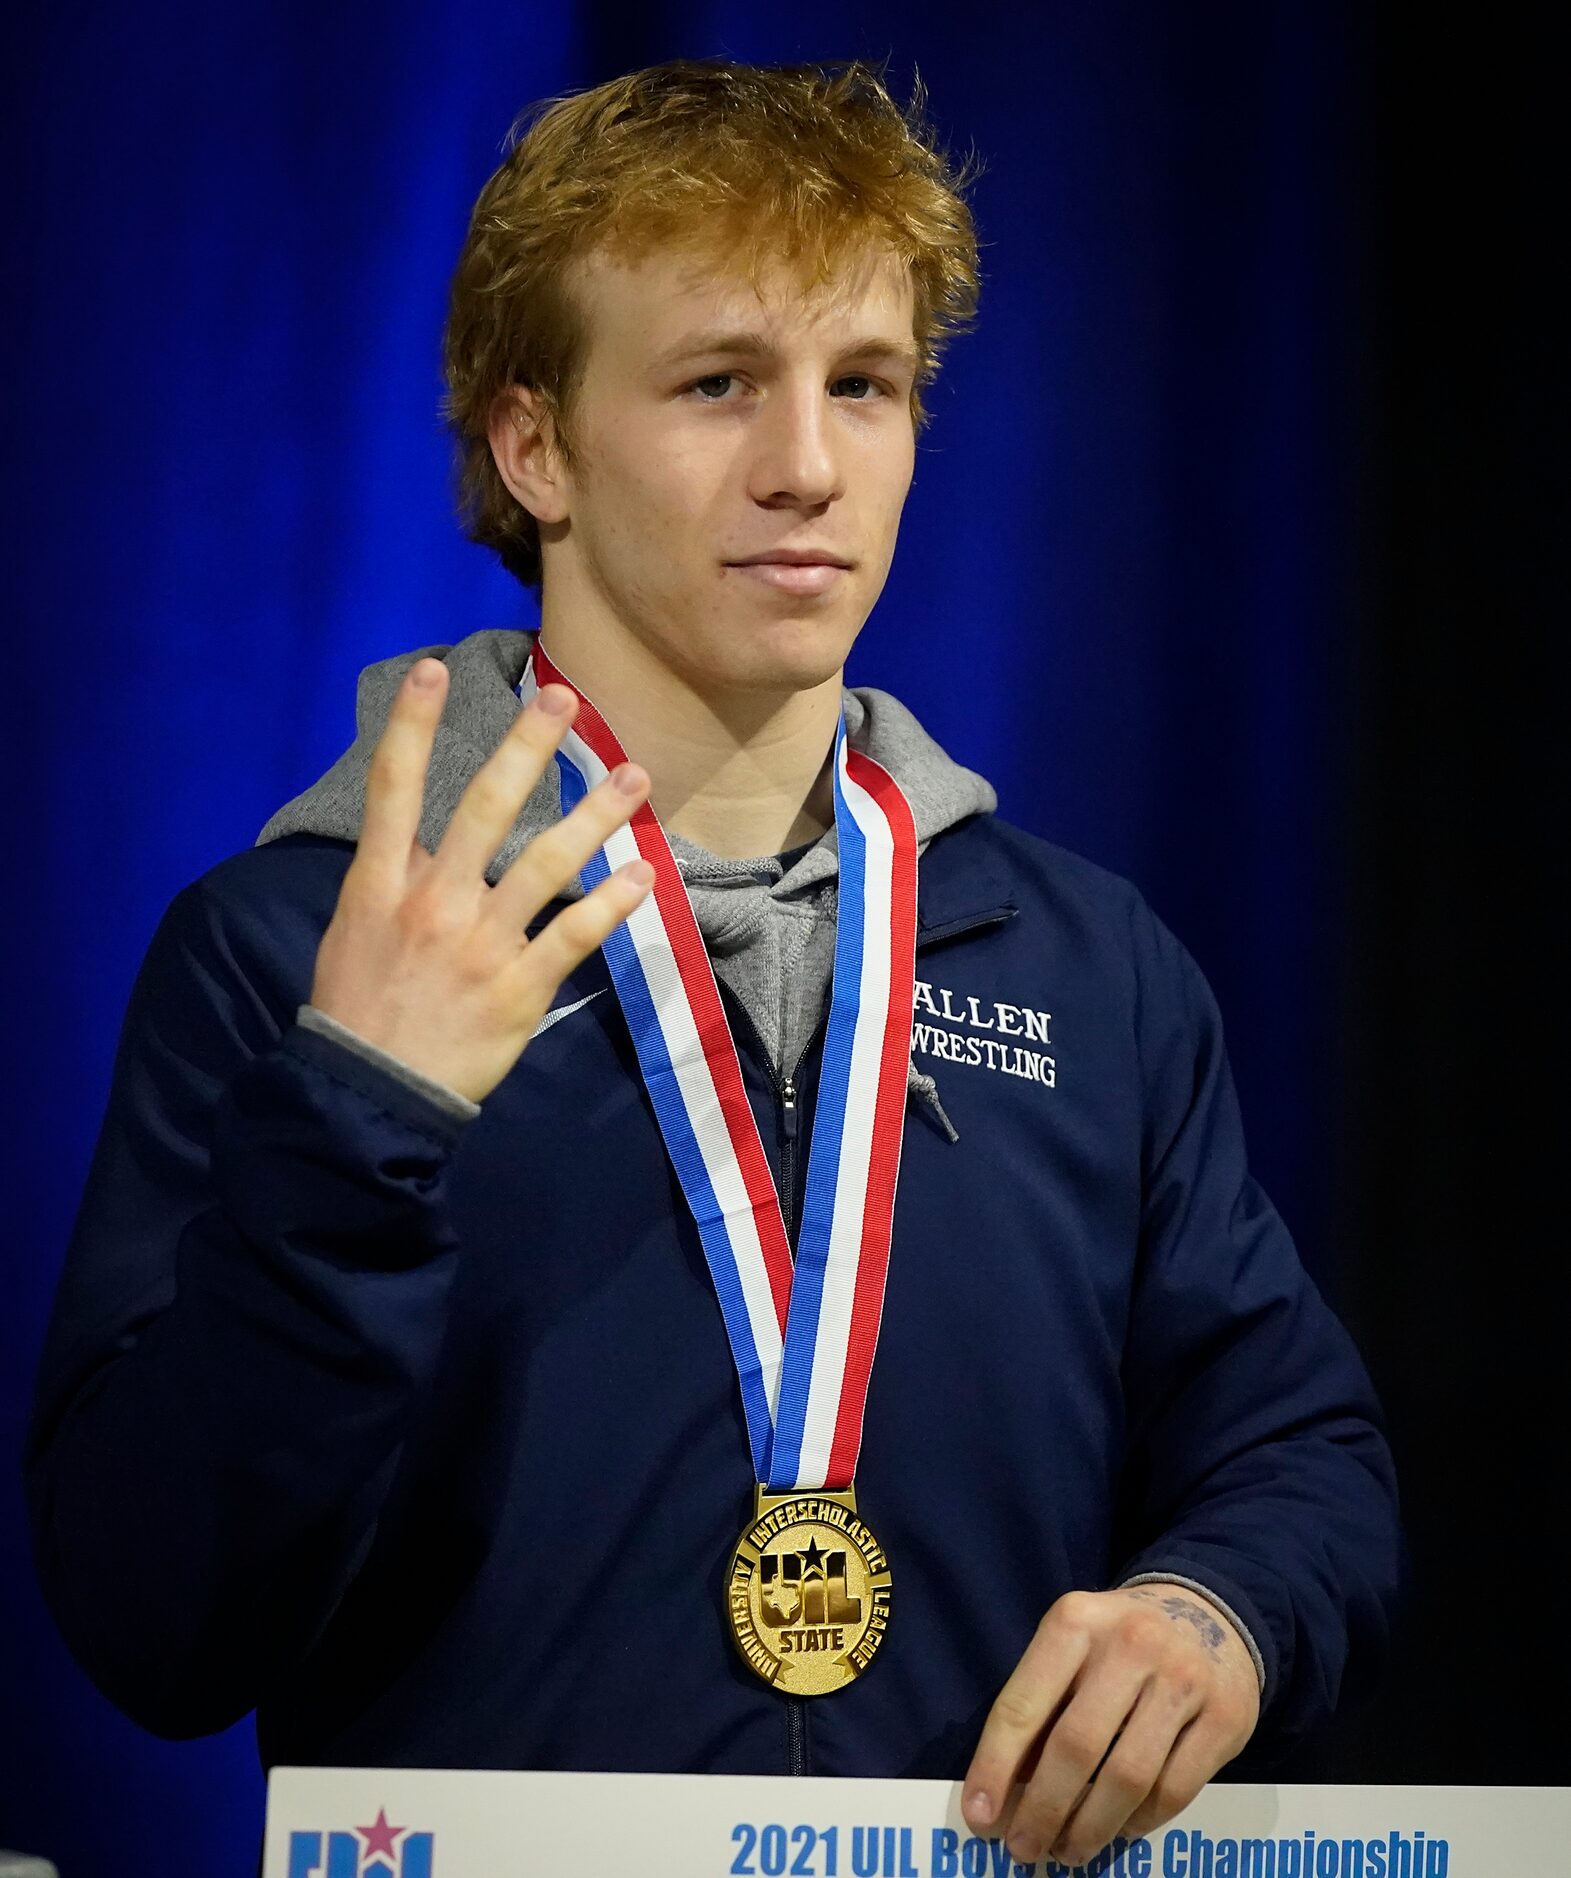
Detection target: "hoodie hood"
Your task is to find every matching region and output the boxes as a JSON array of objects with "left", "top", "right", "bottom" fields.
[{"left": 256, "top": 627, "right": 996, "bottom": 894}]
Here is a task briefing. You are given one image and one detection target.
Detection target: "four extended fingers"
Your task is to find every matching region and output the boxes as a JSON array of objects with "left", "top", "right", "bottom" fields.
[{"left": 348, "top": 658, "right": 656, "bottom": 1017}]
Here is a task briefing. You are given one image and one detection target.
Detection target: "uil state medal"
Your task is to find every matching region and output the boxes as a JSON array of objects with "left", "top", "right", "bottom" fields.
[{"left": 727, "top": 1488, "right": 892, "bottom": 1695}]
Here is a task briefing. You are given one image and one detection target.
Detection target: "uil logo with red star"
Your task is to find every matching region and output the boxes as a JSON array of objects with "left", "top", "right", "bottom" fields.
[{"left": 286, "top": 1807, "right": 434, "bottom": 1877}]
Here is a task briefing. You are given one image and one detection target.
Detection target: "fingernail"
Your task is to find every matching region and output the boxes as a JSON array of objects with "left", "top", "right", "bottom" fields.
[
  {"left": 536, "top": 685, "right": 573, "bottom": 716},
  {"left": 410, "top": 660, "right": 441, "bottom": 689},
  {"left": 963, "top": 1789, "right": 994, "bottom": 1826},
  {"left": 612, "top": 763, "right": 647, "bottom": 796},
  {"left": 1007, "top": 1835, "right": 1040, "bottom": 1865},
  {"left": 623, "top": 860, "right": 655, "bottom": 887}
]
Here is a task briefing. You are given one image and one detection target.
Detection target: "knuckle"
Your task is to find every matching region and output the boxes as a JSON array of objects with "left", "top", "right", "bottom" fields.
[
  {"left": 502, "top": 846, "right": 553, "bottom": 903},
  {"left": 579, "top": 789, "right": 637, "bottom": 840},
  {"left": 1053, "top": 1718, "right": 1101, "bottom": 1774},
  {"left": 559, "top": 911, "right": 617, "bottom": 963},
  {"left": 991, "top": 1684, "right": 1039, "bottom": 1733},
  {"left": 465, "top": 772, "right": 516, "bottom": 824},
  {"left": 400, "top": 884, "right": 462, "bottom": 945},
  {"left": 1101, "top": 1744, "right": 1158, "bottom": 1799},
  {"left": 1164, "top": 1672, "right": 1200, "bottom": 1709},
  {"left": 366, "top": 746, "right": 405, "bottom": 795},
  {"left": 522, "top": 821, "right": 575, "bottom": 877},
  {"left": 1116, "top": 1608, "right": 1165, "bottom": 1654},
  {"left": 1046, "top": 1590, "right": 1096, "bottom": 1636},
  {"left": 545, "top": 897, "right": 601, "bottom": 953}
]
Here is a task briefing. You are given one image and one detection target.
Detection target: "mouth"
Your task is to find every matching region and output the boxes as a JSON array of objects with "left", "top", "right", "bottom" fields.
[
  {"left": 729, "top": 563, "right": 846, "bottom": 596},
  {"left": 725, "top": 556, "right": 852, "bottom": 597}
]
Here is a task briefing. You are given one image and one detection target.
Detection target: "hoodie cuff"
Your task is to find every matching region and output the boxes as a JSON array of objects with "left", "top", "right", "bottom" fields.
[
  {"left": 1116, "top": 1571, "right": 1268, "bottom": 1695},
  {"left": 296, "top": 1005, "right": 482, "bottom": 1125}
]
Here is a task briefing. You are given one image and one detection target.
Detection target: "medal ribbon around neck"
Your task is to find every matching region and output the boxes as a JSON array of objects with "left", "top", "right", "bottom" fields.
[{"left": 518, "top": 638, "right": 918, "bottom": 1491}]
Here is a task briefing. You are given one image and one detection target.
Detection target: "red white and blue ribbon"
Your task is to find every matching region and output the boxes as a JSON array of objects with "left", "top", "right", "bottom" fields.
[{"left": 518, "top": 639, "right": 918, "bottom": 1492}]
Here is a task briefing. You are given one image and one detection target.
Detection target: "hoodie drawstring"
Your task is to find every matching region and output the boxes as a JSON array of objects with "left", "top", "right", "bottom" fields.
[{"left": 907, "top": 1062, "right": 960, "bottom": 1143}]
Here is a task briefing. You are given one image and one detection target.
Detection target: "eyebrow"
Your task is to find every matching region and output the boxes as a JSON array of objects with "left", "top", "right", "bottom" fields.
[{"left": 652, "top": 329, "right": 922, "bottom": 373}]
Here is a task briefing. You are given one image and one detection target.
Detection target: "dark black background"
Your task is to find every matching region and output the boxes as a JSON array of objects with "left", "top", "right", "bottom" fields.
[{"left": 1299, "top": 12, "right": 1566, "bottom": 1784}]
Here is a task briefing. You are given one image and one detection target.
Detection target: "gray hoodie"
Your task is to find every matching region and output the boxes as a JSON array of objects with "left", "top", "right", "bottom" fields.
[{"left": 258, "top": 627, "right": 995, "bottom": 1127}]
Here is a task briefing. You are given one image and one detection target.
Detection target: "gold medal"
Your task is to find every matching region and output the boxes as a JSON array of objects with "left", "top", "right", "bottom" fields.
[{"left": 726, "top": 1486, "right": 892, "bottom": 1695}]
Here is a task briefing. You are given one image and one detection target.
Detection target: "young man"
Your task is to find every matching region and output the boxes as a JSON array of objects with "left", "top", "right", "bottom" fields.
[{"left": 25, "top": 59, "right": 1400, "bottom": 1870}]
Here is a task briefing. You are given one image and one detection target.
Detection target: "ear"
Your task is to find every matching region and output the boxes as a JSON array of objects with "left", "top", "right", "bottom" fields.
[{"left": 486, "top": 383, "right": 571, "bottom": 526}]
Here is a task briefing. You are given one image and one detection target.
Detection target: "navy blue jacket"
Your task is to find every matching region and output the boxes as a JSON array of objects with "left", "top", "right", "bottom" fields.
[{"left": 24, "top": 810, "right": 1400, "bottom": 1777}]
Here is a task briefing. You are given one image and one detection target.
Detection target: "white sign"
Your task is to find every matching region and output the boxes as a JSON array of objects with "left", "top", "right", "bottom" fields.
[{"left": 263, "top": 1769, "right": 1571, "bottom": 1877}]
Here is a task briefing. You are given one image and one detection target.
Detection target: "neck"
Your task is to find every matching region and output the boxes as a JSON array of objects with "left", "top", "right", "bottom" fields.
[{"left": 536, "top": 618, "right": 843, "bottom": 861}]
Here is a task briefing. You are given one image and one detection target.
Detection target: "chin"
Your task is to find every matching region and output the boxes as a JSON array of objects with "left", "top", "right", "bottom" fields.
[
  {"left": 732, "top": 621, "right": 858, "bottom": 696},
  {"left": 653, "top": 594, "right": 853, "bottom": 697}
]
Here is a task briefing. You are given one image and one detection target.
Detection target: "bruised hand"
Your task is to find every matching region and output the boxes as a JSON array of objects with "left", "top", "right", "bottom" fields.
[{"left": 962, "top": 1583, "right": 1260, "bottom": 1868}]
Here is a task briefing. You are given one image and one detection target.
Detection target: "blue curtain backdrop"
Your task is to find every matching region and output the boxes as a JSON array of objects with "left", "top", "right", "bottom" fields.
[{"left": 6, "top": 3, "right": 1379, "bottom": 1871}]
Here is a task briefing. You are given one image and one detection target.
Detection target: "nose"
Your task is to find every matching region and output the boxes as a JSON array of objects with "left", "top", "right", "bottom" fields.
[{"left": 744, "top": 376, "right": 843, "bottom": 512}]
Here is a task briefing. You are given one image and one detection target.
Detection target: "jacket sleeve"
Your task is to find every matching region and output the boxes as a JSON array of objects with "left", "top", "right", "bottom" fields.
[
  {"left": 23, "top": 870, "right": 473, "bottom": 1739},
  {"left": 1109, "top": 890, "right": 1403, "bottom": 1754}
]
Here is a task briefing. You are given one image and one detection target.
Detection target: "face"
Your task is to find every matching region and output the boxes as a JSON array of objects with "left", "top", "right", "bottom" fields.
[{"left": 497, "top": 238, "right": 919, "bottom": 699}]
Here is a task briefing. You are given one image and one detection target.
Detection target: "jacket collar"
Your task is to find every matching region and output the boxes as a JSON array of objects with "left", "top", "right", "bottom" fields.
[{"left": 915, "top": 816, "right": 1020, "bottom": 944}]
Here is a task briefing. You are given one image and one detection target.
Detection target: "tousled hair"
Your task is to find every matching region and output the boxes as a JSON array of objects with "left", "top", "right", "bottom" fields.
[{"left": 441, "top": 56, "right": 987, "bottom": 590}]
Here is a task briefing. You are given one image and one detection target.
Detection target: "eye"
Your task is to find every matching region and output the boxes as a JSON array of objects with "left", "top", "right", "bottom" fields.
[
  {"left": 687, "top": 373, "right": 741, "bottom": 402},
  {"left": 832, "top": 374, "right": 886, "bottom": 400}
]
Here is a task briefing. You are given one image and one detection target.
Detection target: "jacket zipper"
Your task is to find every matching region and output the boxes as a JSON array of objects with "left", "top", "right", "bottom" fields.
[{"left": 780, "top": 1072, "right": 799, "bottom": 1182}]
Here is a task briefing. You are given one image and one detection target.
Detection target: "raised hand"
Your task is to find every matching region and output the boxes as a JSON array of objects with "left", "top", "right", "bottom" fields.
[{"left": 308, "top": 656, "right": 654, "bottom": 1104}]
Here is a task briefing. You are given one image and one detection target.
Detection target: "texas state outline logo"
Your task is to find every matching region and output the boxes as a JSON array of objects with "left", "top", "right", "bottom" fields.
[{"left": 287, "top": 1807, "right": 434, "bottom": 1877}]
